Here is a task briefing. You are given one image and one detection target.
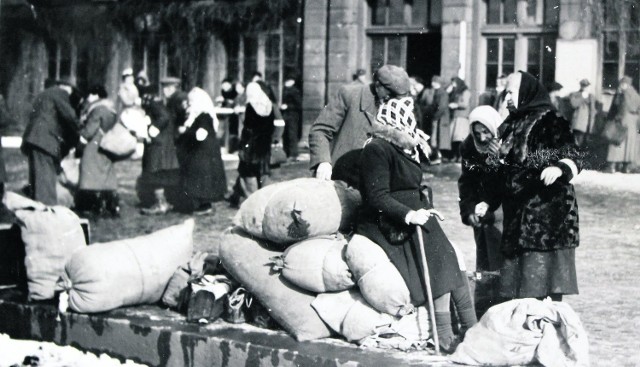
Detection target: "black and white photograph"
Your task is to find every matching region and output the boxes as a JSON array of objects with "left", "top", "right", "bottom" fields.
[{"left": 0, "top": 0, "right": 638, "bottom": 366}]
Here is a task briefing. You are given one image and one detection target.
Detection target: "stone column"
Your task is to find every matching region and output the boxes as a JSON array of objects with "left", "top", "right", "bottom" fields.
[{"left": 555, "top": 0, "right": 598, "bottom": 96}]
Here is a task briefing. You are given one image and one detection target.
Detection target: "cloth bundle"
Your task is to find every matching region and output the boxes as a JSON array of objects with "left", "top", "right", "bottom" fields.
[
  {"left": 345, "top": 234, "right": 414, "bottom": 317},
  {"left": 270, "top": 234, "right": 354, "bottom": 293},
  {"left": 233, "top": 178, "right": 361, "bottom": 246},
  {"left": 3, "top": 192, "right": 86, "bottom": 301}
]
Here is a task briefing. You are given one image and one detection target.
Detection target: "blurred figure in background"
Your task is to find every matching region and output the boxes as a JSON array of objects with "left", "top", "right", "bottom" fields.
[
  {"left": 281, "top": 75, "right": 302, "bottom": 161},
  {"left": 547, "top": 81, "right": 569, "bottom": 119},
  {"left": 606, "top": 76, "right": 640, "bottom": 173},
  {"left": 139, "top": 77, "right": 184, "bottom": 215},
  {"left": 351, "top": 68, "right": 368, "bottom": 85},
  {"left": 226, "top": 81, "right": 276, "bottom": 207},
  {"left": 75, "top": 85, "right": 120, "bottom": 217},
  {"left": 176, "top": 88, "right": 227, "bottom": 215},
  {"left": 21, "top": 78, "right": 80, "bottom": 205},
  {"left": 427, "top": 75, "right": 450, "bottom": 164},
  {"left": 117, "top": 68, "right": 140, "bottom": 111},
  {"left": 568, "top": 79, "right": 596, "bottom": 148},
  {"left": 448, "top": 77, "right": 471, "bottom": 163}
]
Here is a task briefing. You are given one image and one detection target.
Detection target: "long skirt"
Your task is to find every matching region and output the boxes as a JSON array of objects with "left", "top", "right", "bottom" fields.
[
  {"left": 607, "top": 113, "right": 638, "bottom": 163},
  {"left": 499, "top": 248, "right": 578, "bottom": 299}
]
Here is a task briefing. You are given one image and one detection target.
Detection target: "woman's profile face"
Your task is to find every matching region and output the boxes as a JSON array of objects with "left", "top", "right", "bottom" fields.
[{"left": 505, "top": 73, "right": 522, "bottom": 109}]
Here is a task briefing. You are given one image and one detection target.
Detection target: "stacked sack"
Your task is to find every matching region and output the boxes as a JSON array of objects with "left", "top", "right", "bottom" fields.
[{"left": 221, "top": 178, "right": 429, "bottom": 344}]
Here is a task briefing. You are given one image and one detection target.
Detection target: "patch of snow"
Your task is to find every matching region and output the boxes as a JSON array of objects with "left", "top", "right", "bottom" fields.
[
  {"left": 572, "top": 170, "right": 640, "bottom": 193},
  {"left": 0, "top": 334, "right": 147, "bottom": 367}
]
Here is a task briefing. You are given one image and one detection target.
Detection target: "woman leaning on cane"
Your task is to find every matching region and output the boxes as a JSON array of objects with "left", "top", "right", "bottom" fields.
[{"left": 354, "top": 96, "right": 477, "bottom": 353}]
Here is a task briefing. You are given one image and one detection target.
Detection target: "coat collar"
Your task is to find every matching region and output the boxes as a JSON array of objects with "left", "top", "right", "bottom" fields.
[{"left": 360, "top": 84, "right": 378, "bottom": 125}]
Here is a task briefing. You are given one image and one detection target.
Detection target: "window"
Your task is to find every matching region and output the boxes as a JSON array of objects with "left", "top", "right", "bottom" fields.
[
  {"left": 526, "top": 36, "right": 556, "bottom": 88},
  {"left": 371, "top": 0, "right": 441, "bottom": 27},
  {"left": 133, "top": 35, "right": 161, "bottom": 86},
  {"left": 265, "top": 33, "right": 282, "bottom": 98},
  {"left": 486, "top": 0, "right": 517, "bottom": 25},
  {"left": 485, "top": 37, "right": 515, "bottom": 88},
  {"left": 226, "top": 37, "right": 240, "bottom": 81},
  {"left": 601, "top": 1, "right": 640, "bottom": 91},
  {"left": 243, "top": 35, "right": 258, "bottom": 83},
  {"left": 370, "top": 36, "right": 405, "bottom": 73}
]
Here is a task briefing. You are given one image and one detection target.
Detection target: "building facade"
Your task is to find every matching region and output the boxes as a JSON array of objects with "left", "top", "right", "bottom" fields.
[{"left": 301, "top": 0, "right": 640, "bottom": 149}]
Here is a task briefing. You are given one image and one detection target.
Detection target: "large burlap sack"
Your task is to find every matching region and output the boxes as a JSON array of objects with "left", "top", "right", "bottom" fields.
[
  {"left": 219, "top": 227, "right": 332, "bottom": 341},
  {"left": 270, "top": 234, "right": 354, "bottom": 293},
  {"left": 345, "top": 234, "right": 413, "bottom": 317},
  {"left": 3, "top": 192, "right": 86, "bottom": 301},
  {"left": 312, "top": 289, "right": 395, "bottom": 342},
  {"left": 60, "top": 219, "right": 194, "bottom": 313},
  {"left": 233, "top": 178, "right": 361, "bottom": 246}
]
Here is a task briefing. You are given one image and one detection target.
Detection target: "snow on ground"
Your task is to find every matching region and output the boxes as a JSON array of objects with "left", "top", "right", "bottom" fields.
[
  {"left": 0, "top": 334, "right": 146, "bottom": 367},
  {"left": 572, "top": 170, "right": 640, "bottom": 193}
]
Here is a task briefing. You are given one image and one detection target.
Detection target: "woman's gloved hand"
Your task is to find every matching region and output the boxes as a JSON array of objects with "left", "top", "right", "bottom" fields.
[{"left": 406, "top": 209, "right": 445, "bottom": 226}]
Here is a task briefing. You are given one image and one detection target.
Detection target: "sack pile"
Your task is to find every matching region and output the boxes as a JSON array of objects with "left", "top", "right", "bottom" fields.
[{"left": 220, "top": 179, "right": 430, "bottom": 344}]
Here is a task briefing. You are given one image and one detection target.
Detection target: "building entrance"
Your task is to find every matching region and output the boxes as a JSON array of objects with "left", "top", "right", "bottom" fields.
[{"left": 406, "top": 33, "right": 441, "bottom": 83}]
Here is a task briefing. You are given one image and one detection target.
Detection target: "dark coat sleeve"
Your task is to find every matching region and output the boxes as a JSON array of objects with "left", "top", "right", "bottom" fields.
[
  {"left": 530, "top": 113, "right": 582, "bottom": 181},
  {"left": 359, "top": 141, "right": 413, "bottom": 224},
  {"left": 458, "top": 137, "right": 482, "bottom": 225},
  {"left": 309, "top": 85, "right": 350, "bottom": 169},
  {"left": 54, "top": 91, "right": 80, "bottom": 133}
]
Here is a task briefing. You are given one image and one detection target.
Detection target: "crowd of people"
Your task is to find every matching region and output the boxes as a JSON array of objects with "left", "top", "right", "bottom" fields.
[{"left": 6, "top": 68, "right": 303, "bottom": 218}]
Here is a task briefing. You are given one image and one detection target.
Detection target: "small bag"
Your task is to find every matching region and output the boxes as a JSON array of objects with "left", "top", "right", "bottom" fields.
[
  {"left": 99, "top": 122, "right": 137, "bottom": 159},
  {"left": 270, "top": 143, "right": 287, "bottom": 166},
  {"left": 602, "top": 119, "right": 628, "bottom": 145}
]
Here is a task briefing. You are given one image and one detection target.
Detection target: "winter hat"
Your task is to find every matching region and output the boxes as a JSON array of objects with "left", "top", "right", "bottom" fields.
[{"left": 375, "top": 65, "right": 411, "bottom": 96}]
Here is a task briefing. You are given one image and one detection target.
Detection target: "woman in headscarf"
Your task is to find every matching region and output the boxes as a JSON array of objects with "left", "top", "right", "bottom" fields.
[
  {"left": 457, "top": 105, "right": 505, "bottom": 317},
  {"left": 605, "top": 76, "right": 640, "bottom": 173},
  {"left": 226, "top": 81, "right": 276, "bottom": 207},
  {"left": 497, "top": 71, "right": 582, "bottom": 301},
  {"left": 356, "top": 96, "right": 476, "bottom": 353},
  {"left": 175, "top": 87, "right": 226, "bottom": 215},
  {"left": 448, "top": 77, "right": 471, "bottom": 162},
  {"left": 75, "top": 85, "right": 120, "bottom": 217}
]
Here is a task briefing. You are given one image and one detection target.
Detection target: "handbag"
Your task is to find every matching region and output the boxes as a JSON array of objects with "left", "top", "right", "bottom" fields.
[
  {"left": 602, "top": 119, "right": 628, "bottom": 145},
  {"left": 270, "top": 142, "right": 287, "bottom": 166},
  {"left": 99, "top": 122, "right": 137, "bottom": 159}
]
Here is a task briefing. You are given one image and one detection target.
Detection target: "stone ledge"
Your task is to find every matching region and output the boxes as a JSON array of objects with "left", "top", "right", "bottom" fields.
[{"left": 0, "top": 290, "right": 453, "bottom": 367}]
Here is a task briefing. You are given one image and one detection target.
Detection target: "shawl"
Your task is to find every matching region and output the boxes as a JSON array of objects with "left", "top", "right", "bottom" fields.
[
  {"left": 184, "top": 87, "right": 219, "bottom": 132},
  {"left": 245, "top": 82, "right": 273, "bottom": 117},
  {"left": 370, "top": 97, "right": 431, "bottom": 162},
  {"left": 468, "top": 105, "right": 502, "bottom": 154}
]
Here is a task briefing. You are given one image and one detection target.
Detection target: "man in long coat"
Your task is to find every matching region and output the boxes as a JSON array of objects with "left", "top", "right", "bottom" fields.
[
  {"left": 21, "top": 79, "right": 79, "bottom": 205},
  {"left": 140, "top": 77, "right": 185, "bottom": 214},
  {"left": 309, "top": 65, "right": 412, "bottom": 184},
  {"left": 568, "top": 79, "right": 596, "bottom": 147}
]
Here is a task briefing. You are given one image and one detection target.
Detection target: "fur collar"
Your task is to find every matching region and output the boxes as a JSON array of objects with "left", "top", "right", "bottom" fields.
[{"left": 370, "top": 124, "right": 419, "bottom": 150}]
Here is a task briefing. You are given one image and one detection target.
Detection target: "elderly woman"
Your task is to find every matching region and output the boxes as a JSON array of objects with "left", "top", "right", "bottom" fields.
[
  {"left": 356, "top": 96, "right": 476, "bottom": 352},
  {"left": 226, "top": 81, "right": 276, "bottom": 207},
  {"left": 497, "top": 71, "right": 582, "bottom": 301},
  {"left": 75, "top": 85, "right": 120, "bottom": 217},
  {"left": 176, "top": 87, "right": 227, "bottom": 215},
  {"left": 457, "top": 105, "right": 505, "bottom": 316},
  {"left": 606, "top": 76, "right": 640, "bottom": 173}
]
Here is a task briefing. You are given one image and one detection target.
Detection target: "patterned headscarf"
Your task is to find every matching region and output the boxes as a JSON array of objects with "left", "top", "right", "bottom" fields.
[{"left": 375, "top": 97, "right": 431, "bottom": 162}]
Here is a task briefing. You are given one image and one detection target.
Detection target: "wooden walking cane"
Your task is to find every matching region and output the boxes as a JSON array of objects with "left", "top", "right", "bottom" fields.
[{"left": 416, "top": 225, "right": 440, "bottom": 356}]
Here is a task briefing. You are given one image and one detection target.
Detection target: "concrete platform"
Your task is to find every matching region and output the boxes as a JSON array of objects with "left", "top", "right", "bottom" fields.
[{"left": 0, "top": 290, "right": 454, "bottom": 367}]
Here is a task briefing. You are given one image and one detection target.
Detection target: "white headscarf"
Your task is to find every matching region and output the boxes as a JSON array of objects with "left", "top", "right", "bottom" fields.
[
  {"left": 374, "top": 97, "right": 431, "bottom": 162},
  {"left": 468, "top": 105, "right": 503, "bottom": 154},
  {"left": 245, "top": 82, "right": 273, "bottom": 117},
  {"left": 185, "top": 87, "right": 219, "bottom": 131}
]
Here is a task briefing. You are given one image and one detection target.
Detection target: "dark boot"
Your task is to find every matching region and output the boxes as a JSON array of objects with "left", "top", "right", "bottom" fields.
[
  {"left": 105, "top": 191, "right": 120, "bottom": 217},
  {"left": 141, "top": 188, "right": 172, "bottom": 215},
  {"left": 621, "top": 162, "right": 632, "bottom": 174},
  {"left": 604, "top": 162, "right": 616, "bottom": 173}
]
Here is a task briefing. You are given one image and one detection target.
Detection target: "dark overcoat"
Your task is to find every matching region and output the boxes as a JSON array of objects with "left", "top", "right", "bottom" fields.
[
  {"left": 356, "top": 137, "right": 464, "bottom": 305},
  {"left": 22, "top": 87, "right": 79, "bottom": 159},
  {"left": 142, "top": 99, "right": 179, "bottom": 173},
  {"left": 78, "top": 100, "right": 118, "bottom": 191},
  {"left": 176, "top": 113, "right": 227, "bottom": 202}
]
